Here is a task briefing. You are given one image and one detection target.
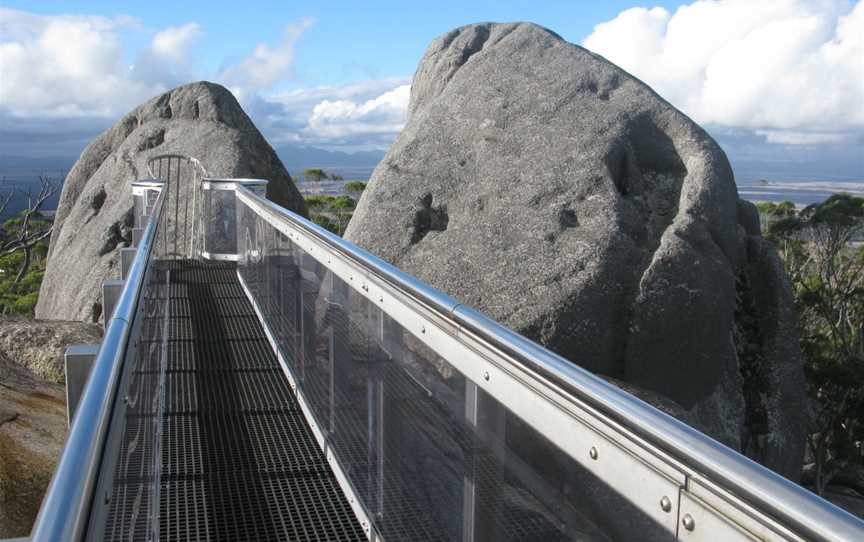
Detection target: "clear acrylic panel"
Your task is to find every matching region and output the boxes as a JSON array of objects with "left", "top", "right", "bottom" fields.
[{"left": 204, "top": 188, "right": 238, "bottom": 256}]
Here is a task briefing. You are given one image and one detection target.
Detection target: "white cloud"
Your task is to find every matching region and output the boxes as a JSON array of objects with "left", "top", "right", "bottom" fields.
[
  {"left": 245, "top": 78, "right": 411, "bottom": 151},
  {"left": 583, "top": 0, "right": 864, "bottom": 144},
  {"left": 307, "top": 84, "right": 410, "bottom": 138},
  {"left": 150, "top": 22, "right": 201, "bottom": 63},
  {"left": 217, "top": 19, "right": 312, "bottom": 97},
  {"left": 0, "top": 7, "right": 406, "bottom": 154},
  {"left": 0, "top": 8, "right": 201, "bottom": 118},
  {"left": 132, "top": 23, "right": 201, "bottom": 87}
]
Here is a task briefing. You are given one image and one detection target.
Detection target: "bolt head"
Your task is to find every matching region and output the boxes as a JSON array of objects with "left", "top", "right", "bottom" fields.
[
  {"left": 682, "top": 514, "right": 695, "bottom": 531},
  {"left": 589, "top": 446, "right": 598, "bottom": 460},
  {"left": 660, "top": 495, "right": 672, "bottom": 512},
  {"left": 483, "top": 371, "right": 490, "bottom": 381}
]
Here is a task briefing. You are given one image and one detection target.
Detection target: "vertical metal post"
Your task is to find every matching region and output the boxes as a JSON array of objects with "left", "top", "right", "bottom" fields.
[
  {"left": 132, "top": 228, "right": 144, "bottom": 247},
  {"left": 376, "top": 310, "right": 385, "bottom": 519},
  {"left": 102, "top": 279, "right": 124, "bottom": 326},
  {"left": 120, "top": 247, "right": 136, "bottom": 280},
  {"left": 297, "top": 263, "right": 307, "bottom": 382},
  {"left": 328, "top": 270, "right": 336, "bottom": 435},
  {"left": 463, "top": 382, "right": 478, "bottom": 542},
  {"left": 376, "top": 377, "right": 385, "bottom": 519},
  {"left": 365, "top": 302, "right": 386, "bottom": 519},
  {"left": 181, "top": 159, "right": 189, "bottom": 258},
  {"left": 172, "top": 157, "right": 179, "bottom": 259},
  {"left": 64, "top": 345, "right": 100, "bottom": 426}
]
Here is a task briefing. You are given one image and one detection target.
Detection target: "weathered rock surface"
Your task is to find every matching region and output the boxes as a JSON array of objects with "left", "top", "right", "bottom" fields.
[
  {"left": 0, "top": 327, "right": 70, "bottom": 537},
  {"left": 0, "top": 316, "right": 102, "bottom": 383},
  {"left": 346, "top": 23, "right": 807, "bottom": 479},
  {"left": 802, "top": 463, "right": 864, "bottom": 519},
  {"left": 36, "top": 81, "right": 307, "bottom": 322}
]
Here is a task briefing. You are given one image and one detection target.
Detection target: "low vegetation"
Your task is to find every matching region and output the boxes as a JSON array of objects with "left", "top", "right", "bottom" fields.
[
  {"left": 304, "top": 194, "right": 357, "bottom": 236},
  {"left": 301, "top": 168, "right": 344, "bottom": 182},
  {"left": 343, "top": 181, "right": 366, "bottom": 194},
  {"left": 760, "top": 194, "right": 864, "bottom": 494}
]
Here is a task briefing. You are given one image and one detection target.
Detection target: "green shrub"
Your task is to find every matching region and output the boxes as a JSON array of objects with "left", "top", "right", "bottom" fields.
[
  {"left": 302, "top": 168, "right": 329, "bottom": 182},
  {"left": 344, "top": 181, "right": 366, "bottom": 193},
  {"left": 10, "top": 291, "right": 39, "bottom": 315},
  {"left": 311, "top": 214, "right": 340, "bottom": 235},
  {"left": 304, "top": 195, "right": 335, "bottom": 208},
  {"left": 330, "top": 195, "right": 356, "bottom": 210}
]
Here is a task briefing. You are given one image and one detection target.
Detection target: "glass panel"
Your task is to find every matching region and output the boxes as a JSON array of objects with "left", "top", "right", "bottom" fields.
[
  {"left": 204, "top": 188, "right": 238, "bottom": 256},
  {"left": 235, "top": 192, "right": 680, "bottom": 541}
]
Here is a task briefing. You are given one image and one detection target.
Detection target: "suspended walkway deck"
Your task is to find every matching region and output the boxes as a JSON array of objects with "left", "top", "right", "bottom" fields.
[
  {"left": 96, "top": 260, "right": 364, "bottom": 541},
  {"left": 27, "top": 155, "right": 864, "bottom": 541}
]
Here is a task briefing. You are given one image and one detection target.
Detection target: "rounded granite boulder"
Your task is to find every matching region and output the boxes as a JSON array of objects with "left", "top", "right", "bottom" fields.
[{"left": 345, "top": 22, "right": 807, "bottom": 480}]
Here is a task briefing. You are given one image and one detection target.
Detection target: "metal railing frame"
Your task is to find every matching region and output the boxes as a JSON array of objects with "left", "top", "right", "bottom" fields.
[
  {"left": 30, "top": 187, "right": 167, "bottom": 541},
  {"left": 28, "top": 173, "right": 864, "bottom": 540},
  {"left": 146, "top": 154, "right": 207, "bottom": 259},
  {"left": 234, "top": 184, "right": 864, "bottom": 542}
]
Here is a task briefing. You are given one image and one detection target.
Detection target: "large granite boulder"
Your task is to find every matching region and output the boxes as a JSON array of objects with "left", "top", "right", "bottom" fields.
[
  {"left": 0, "top": 317, "right": 98, "bottom": 537},
  {"left": 0, "top": 316, "right": 102, "bottom": 383},
  {"left": 36, "top": 81, "right": 307, "bottom": 322},
  {"left": 345, "top": 23, "right": 807, "bottom": 479}
]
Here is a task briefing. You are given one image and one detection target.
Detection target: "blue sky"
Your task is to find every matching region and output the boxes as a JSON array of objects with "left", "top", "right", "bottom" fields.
[
  {"left": 0, "top": 0, "right": 862, "bottom": 181},
  {"left": 1, "top": 0, "right": 688, "bottom": 88}
]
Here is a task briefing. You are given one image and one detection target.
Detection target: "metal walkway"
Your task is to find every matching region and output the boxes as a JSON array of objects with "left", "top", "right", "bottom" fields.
[
  {"left": 96, "top": 260, "right": 365, "bottom": 541},
  {"left": 31, "top": 162, "right": 864, "bottom": 542}
]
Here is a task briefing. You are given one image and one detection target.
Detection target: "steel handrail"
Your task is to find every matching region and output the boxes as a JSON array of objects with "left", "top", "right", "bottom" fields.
[
  {"left": 31, "top": 186, "right": 167, "bottom": 542},
  {"left": 236, "top": 185, "right": 864, "bottom": 542}
]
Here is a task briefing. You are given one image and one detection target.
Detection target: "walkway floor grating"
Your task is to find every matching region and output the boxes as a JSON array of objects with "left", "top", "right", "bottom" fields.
[{"left": 99, "top": 260, "right": 366, "bottom": 542}]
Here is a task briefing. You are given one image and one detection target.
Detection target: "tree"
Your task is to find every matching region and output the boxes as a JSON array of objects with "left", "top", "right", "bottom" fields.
[
  {"left": 766, "top": 193, "right": 864, "bottom": 495},
  {"left": 0, "top": 176, "right": 58, "bottom": 315},
  {"left": 1, "top": 177, "right": 57, "bottom": 283},
  {"left": 344, "top": 181, "right": 366, "bottom": 195},
  {"left": 756, "top": 200, "right": 796, "bottom": 234},
  {"left": 302, "top": 168, "right": 329, "bottom": 182},
  {"left": 302, "top": 194, "right": 355, "bottom": 237}
]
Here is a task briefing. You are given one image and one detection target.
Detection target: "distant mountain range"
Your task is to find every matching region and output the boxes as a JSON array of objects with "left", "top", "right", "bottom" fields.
[
  {"left": 0, "top": 155, "right": 76, "bottom": 176},
  {"left": 275, "top": 145, "right": 384, "bottom": 170}
]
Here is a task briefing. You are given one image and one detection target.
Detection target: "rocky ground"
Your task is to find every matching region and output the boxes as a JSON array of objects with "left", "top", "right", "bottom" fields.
[{"left": 0, "top": 316, "right": 101, "bottom": 538}]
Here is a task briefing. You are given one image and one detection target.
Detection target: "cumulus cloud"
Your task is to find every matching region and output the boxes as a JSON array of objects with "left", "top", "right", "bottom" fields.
[
  {"left": 246, "top": 78, "right": 411, "bottom": 151},
  {"left": 0, "top": 8, "right": 201, "bottom": 119},
  {"left": 150, "top": 22, "right": 201, "bottom": 63},
  {"left": 217, "top": 19, "right": 312, "bottom": 97},
  {"left": 132, "top": 22, "right": 201, "bottom": 87},
  {"left": 0, "top": 7, "right": 406, "bottom": 155},
  {"left": 307, "top": 84, "right": 410, "bottom": 138},
  {"left": 583, "top": 0, "right": 864, "bottom": 143}
]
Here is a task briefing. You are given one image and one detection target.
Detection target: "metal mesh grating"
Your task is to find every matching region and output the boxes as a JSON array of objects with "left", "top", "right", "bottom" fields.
[{"left": 100, "top": 260, "right": 365, "bottom": 542}]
